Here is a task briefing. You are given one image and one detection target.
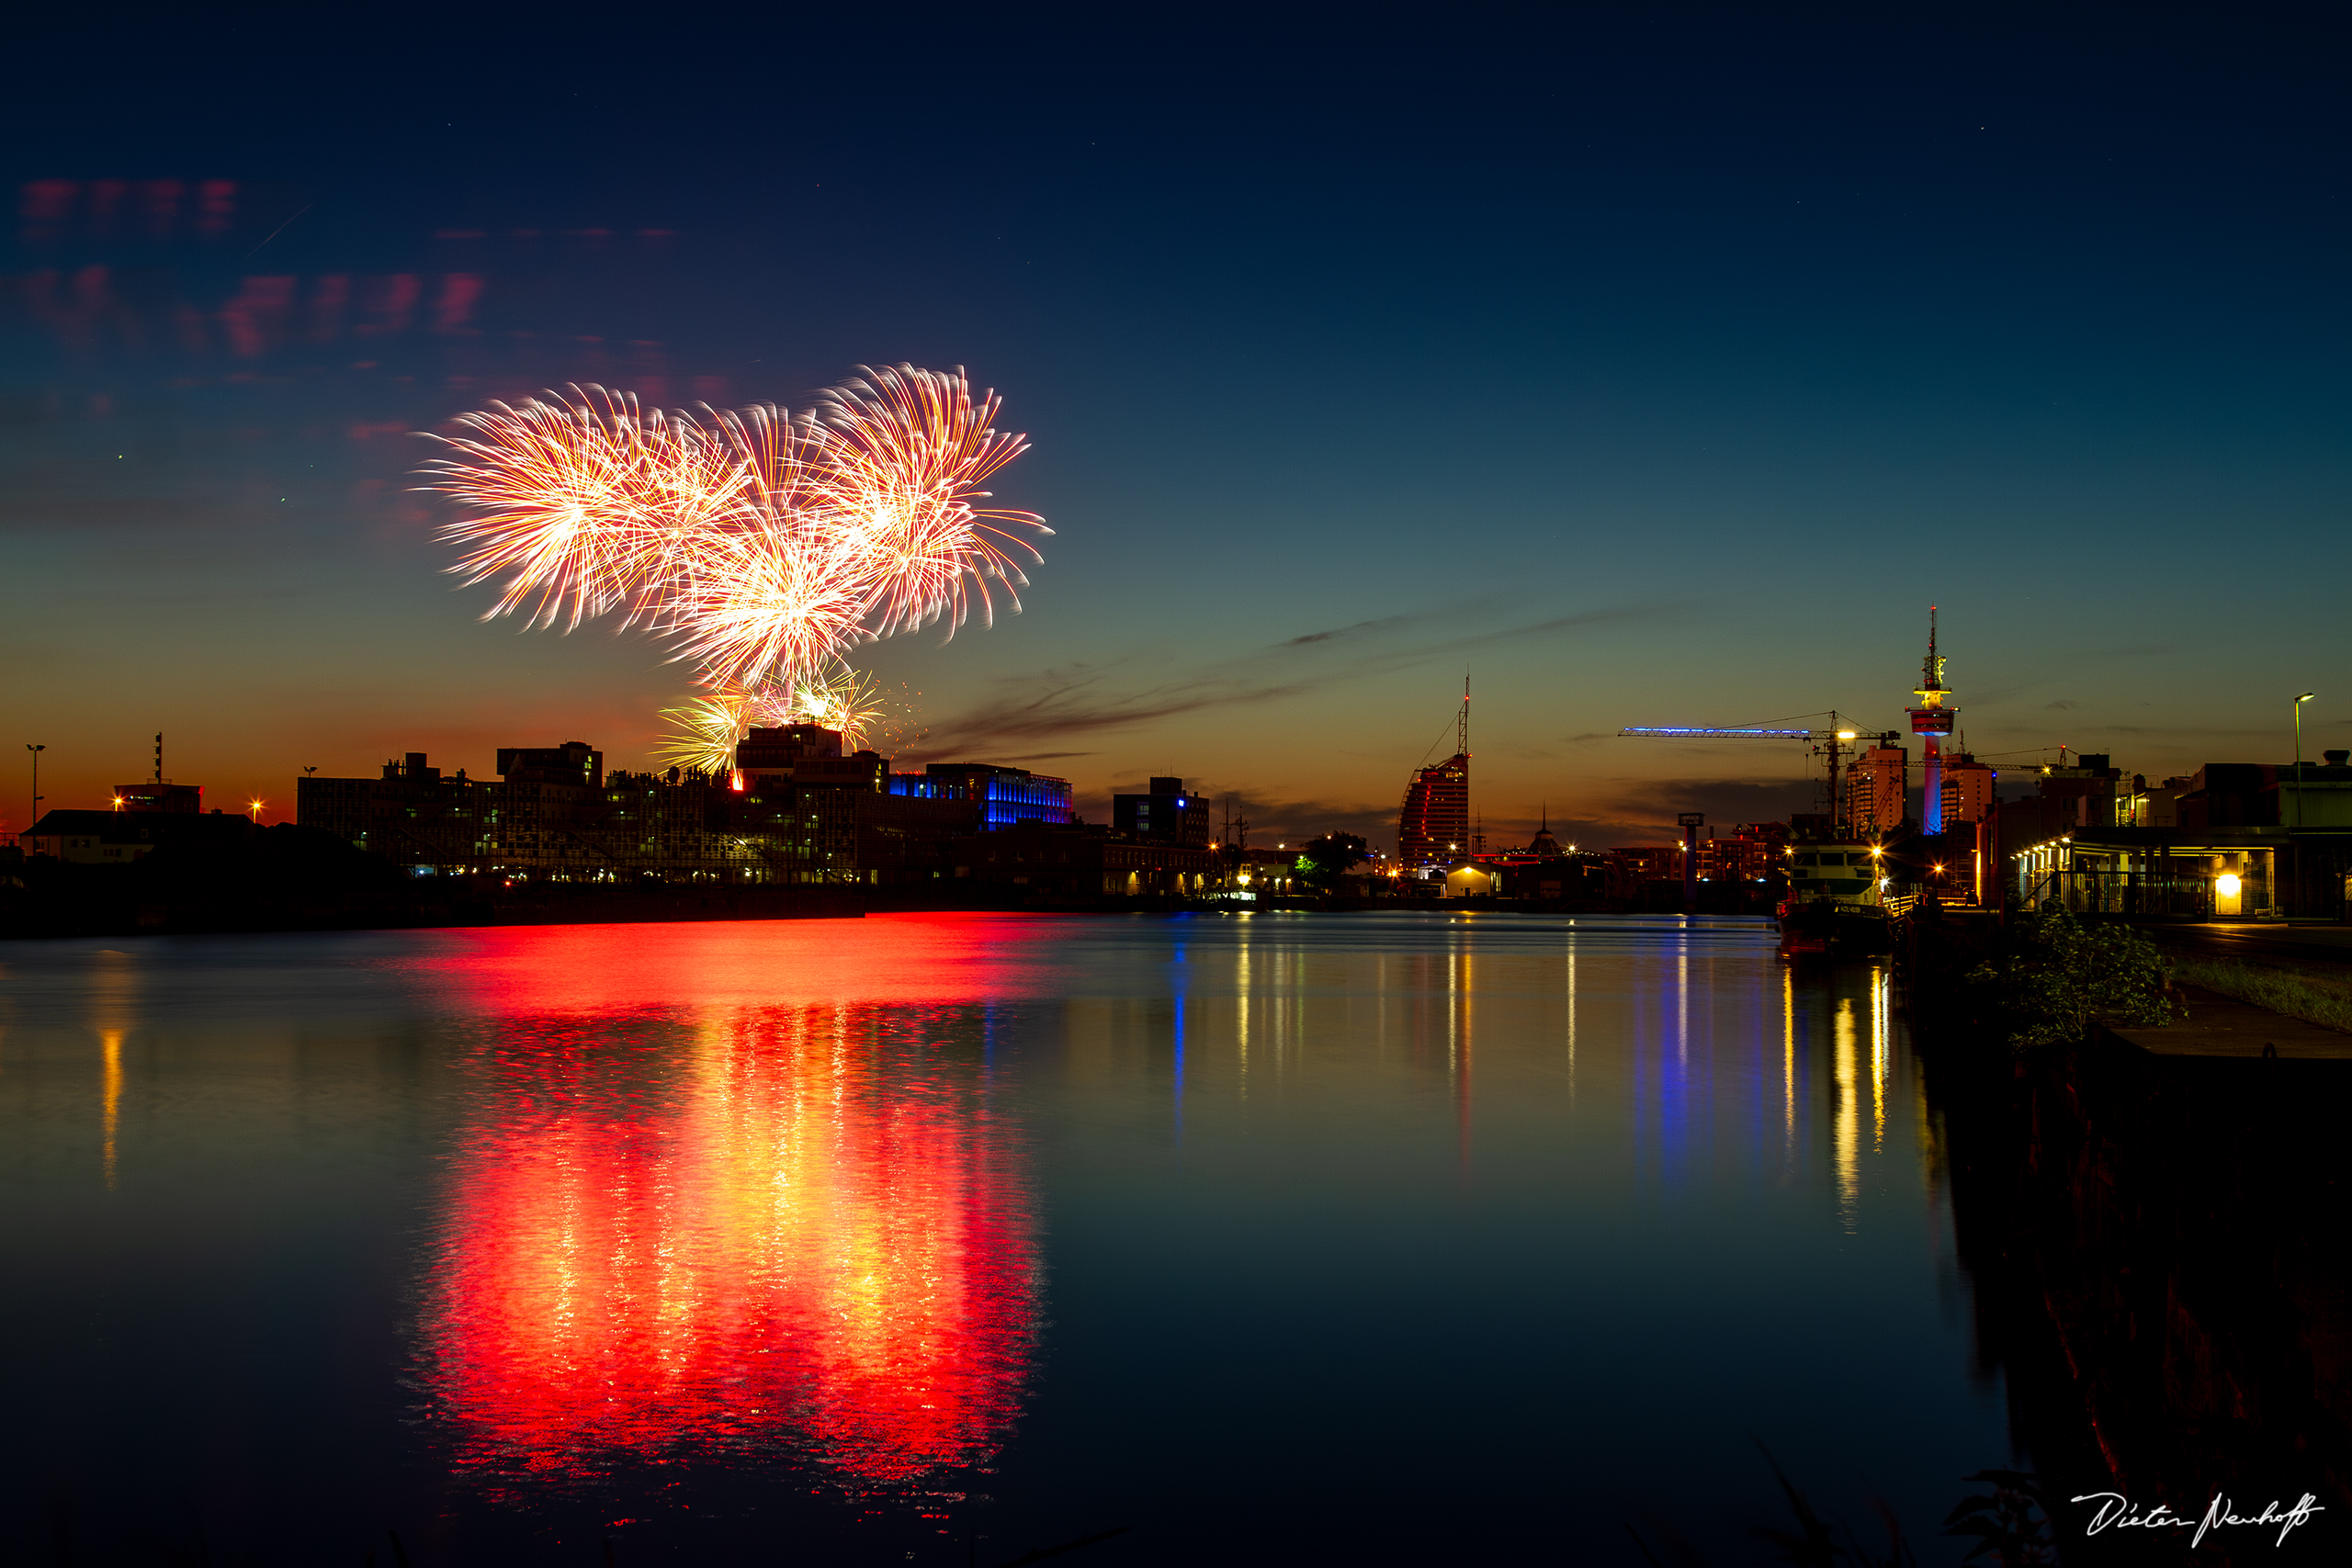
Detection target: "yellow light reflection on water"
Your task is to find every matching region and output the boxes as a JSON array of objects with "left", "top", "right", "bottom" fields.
[
  {"left": 1832, "top": 997, "right": 1859, "bottom": 1232},
  {"left": 101, "top": 1029, "right": 122, "bottom": 1190}
]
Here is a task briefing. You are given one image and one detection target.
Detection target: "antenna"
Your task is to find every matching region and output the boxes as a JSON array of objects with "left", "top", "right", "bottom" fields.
[
  {"left": 1458, "top": 671, "right": 1470, "bottom": 758},
  {"left": 1918, "top": 606, "right": 1947, "bottom": 698},
  {"left": 153, "top": 732, "right": 163, "bottom": 784}
]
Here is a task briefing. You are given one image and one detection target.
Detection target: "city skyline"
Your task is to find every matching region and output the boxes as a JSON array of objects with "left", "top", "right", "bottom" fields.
[{"left": 6, "top": 10, "right": 2346, "bottom": 851}]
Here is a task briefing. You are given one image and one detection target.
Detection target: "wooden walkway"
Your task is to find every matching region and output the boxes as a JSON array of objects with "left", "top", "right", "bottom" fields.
[{"left": 2107, "top": 982, "right": 2352, "bottom": 1060}]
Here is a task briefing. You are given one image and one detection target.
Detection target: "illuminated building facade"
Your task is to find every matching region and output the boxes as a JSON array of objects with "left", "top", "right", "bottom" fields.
[
  {"left": 298, "top": 731, "right": 1080, "bottom": 886},
  {"left": 1940, "top": 751, "right": 1996, "bottom": 829},
  {"left": 889, "top": 764, "right": 1075, "bottom": 829},
  {"left": 1846, "top": 737, "right": 1907, "bottom": 837},
  {"left": 1398, "top": 753, "right": 1469, "bottom": 869},
  {"left": 300, "top": 747, "right": 762, "bottom": 881}
]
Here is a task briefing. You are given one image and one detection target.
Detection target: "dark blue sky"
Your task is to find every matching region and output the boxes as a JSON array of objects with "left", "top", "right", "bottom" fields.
[{"left": 6, "top": 5, "right": 2346, "bottom": 846}]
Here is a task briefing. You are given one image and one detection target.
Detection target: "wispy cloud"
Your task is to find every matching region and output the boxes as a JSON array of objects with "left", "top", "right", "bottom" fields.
[
  {"left": 899, "top": 663, "right": 1321, "bottom": 760},
  {"left": 901, "top": 599, "right": 1688, "bottom": 762},
  {"left": 1278, "top": 614, "right": 1416, "bottom": 647}
]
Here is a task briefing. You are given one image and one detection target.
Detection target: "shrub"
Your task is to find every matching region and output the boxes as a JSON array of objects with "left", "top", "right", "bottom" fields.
[{"left": 1964, "top": 908, "right": 2171, "bottom": 1048}]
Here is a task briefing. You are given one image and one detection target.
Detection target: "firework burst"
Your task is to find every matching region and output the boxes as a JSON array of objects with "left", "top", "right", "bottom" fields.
[
  {"left": 810, "top": 365, "right": 1052, "bottom": 639},
  {"left": 653, "top": 660, "right": 919, "bottom": 771},
  {"left": 420, "top": 388, "right": 748, "bottom": 631},
  {"left": 651, "top": 692, "right": 751, "bottom": 778},
  {"left": 422, "top": 367, "right": 1047, "bottom": 705}
]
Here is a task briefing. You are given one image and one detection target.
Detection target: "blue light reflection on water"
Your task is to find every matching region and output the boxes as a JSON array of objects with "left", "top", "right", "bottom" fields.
[{"left": 0, "top": 911, "right": 2007, "bottom": 1565}]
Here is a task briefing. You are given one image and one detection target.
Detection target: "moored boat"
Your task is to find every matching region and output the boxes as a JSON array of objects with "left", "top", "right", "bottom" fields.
[{"left": 1777, "top": 840, "right": 1893, "bottom": 959}]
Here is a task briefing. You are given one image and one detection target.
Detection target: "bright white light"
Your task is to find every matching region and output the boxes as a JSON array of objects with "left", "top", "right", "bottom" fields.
[{"left": 2217, "top": 874, "right": 2242, "bottom": 897}]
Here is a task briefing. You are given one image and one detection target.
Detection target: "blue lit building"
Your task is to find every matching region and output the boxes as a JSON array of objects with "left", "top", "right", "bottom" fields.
[{"left": 889, "top": 764, "right": 1075, "bottom": 830}]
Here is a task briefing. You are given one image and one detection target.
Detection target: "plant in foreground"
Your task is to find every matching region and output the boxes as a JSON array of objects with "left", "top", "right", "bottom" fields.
[{"left": 1965, "top": 907, "right": 2171, "bottom": 1047}]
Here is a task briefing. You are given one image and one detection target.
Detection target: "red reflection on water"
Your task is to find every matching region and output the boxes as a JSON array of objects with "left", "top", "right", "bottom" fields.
[
  {"left": 415, "top": 976, "right": 1037, "bottom": 1491},
  {"left": 398, "top": 913, "right": 1061, "bottom": 1015}
]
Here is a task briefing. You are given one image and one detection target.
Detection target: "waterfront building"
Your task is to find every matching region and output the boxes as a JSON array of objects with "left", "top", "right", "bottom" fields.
[
  {"left": 889, "top": 763, "right": 1075, "bottom": 829},
  {"left": 2120, "top": 774, "right": 2197, "bottom": 828},
  {"left": 1220, "top": 845, "right": 1304, "bottom": 897},
  {"left": 2007, "top": 751, "right": 2352, "bottom": 919},
  {"left": 490, "top": 741, "right": 607, "bottom": 874},
  {"left": 1846, "top": 737, "right": 1907, "bottom": 837},
  {"left": 115, "top": 782, "right": 202, "bottom": 813},
  {"left": 946, "top": 817, "right": 1216, "bottom": 897},
  {"left": 1701, "top": 821, "right": 1790, "bottom": 885},
  {"left": 731, "top": 725, "right": 894, "bottom": 884},
  {"left": 1940, "top": 751, "right": 1996, "bottom": 829},
  {"left": 297, "top": 752, "right": 492, "bottom": 872},
  {"left": 740, "top": 726, "right": 888, "bottom": 795},
  {"left": 1603, "top": 845, "right": 1679, "bottom": 900},
  {"left": 1442, "top": 861, "right": 1498, "bottom": 897},
  {"left": 1397, "top": 684, "right": 1474, "bottom": 874},
  {"left": 299, "top": 747, "right": 761, "bottom": 881},
  {"left": 1113, "top": 776, "right": 1210, "bottom": 847},
  {"left": 1520, "top": 855, "right": 1609, "bottom": 902},
  {"left": 1398, "top": 753, "right": 1468, "bottom": 870},
  {"left": 295, "top": 730, "right": 1091, "bottom": 888}
]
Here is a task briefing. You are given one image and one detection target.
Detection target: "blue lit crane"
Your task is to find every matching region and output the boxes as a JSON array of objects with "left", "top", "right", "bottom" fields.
[
  {"left": 1618, "top": 714, "right": 1881, "bottom": 825},
  {"left": 1617, "top": 715, "right": 1888, "bottom": 908}
]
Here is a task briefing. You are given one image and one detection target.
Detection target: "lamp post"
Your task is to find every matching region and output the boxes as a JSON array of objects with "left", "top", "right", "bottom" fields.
[
  {"left": 2294, "top": 694, "right": 2317, "bottom": 828},
  {"left": 2293, "top": 693, "right": 2316, "bottom": 913},
  {"left": 24, "top": 743, "right": 43, "bottom": 840}
]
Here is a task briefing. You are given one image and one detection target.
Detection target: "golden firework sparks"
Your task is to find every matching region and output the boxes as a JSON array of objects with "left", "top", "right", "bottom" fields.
[
  {"left": 423, "top": 367, "right": 1044, "bottom": 717},
  {"left": 810, "top": 365, "right": 1051, "bottom": 640},
  {"left": 651, "top": 692, "right": 750, "bottom": 779}
]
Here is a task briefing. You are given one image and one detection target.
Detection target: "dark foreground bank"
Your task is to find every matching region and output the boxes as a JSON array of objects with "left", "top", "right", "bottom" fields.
[{"left": 1902, "top": 910, "right": 2351, "bottom": 1564}]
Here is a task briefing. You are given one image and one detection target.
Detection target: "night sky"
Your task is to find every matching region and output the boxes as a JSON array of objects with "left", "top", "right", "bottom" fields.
[{"left": 6, "top": 6, "right": 2346, "bottom": 850}]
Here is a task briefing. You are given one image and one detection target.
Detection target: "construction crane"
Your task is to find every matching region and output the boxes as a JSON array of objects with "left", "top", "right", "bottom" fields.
[{"left": 1617, "top": 713, "right": 1888, "bottom": 830}]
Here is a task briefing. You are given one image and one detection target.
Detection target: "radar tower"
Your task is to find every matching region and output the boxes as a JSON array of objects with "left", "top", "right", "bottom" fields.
[{"left": 1908, "top": 609, "right": 1956, "bottom": 834}]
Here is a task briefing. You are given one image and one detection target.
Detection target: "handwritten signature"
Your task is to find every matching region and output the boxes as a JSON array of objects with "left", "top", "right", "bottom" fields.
[{"left": 2073, "top": 1491, "right": 2325, "bottom": 1548}]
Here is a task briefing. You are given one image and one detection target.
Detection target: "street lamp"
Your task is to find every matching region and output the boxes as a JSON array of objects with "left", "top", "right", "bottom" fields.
[
  {"left": 24, "top": 743, "right": 44, "bottom": 838},
  {"left": 2294, "top": 693, "right": 2317, "bottom": 830}
]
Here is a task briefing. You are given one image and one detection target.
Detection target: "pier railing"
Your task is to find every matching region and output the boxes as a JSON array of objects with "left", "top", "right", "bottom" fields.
[{"left": 2019, "top": 868, "right": 2221, "bottom": 919}]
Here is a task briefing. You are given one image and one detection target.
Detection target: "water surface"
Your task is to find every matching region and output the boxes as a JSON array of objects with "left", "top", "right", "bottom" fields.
[{"left": 0, "top": 911, "right": 2006, "bottom": 1563}]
